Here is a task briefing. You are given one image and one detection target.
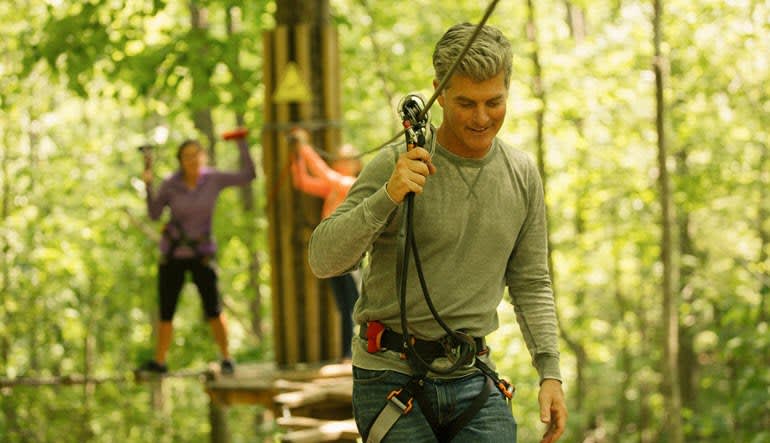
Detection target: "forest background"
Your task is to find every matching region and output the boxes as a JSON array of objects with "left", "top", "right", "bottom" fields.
[{"left": 1, "top": 0, "right": 769, "bottom": 442}]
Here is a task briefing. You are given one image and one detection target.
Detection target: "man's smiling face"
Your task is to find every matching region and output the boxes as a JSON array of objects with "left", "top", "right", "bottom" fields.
[{"left": 436, "top": 71, "right": 509, "bottom": 159}]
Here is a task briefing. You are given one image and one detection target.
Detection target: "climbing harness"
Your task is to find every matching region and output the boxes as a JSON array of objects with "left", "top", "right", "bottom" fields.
[
  {"left": 161, "top": 219, "right": 211, "bottom": 264},
  {"left": 363, "top": 322, "right": 514, "bottom": 443}
]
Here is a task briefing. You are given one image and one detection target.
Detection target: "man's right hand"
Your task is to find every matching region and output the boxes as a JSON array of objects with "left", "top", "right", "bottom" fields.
[{"left": 385, "top": 147, "right": 436, "bottom": 204}]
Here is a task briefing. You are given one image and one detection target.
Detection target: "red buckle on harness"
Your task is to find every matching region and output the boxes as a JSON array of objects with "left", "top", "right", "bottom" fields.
[
  {"left": 366, "top": 321, "right": 386, "bottom": 353},
  {"left": 387, "top": 388, "right": 414, "bottom": 414}
]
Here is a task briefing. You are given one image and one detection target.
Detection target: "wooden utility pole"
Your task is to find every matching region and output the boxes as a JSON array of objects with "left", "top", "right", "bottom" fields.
[
  {"left": 653, "top": 0, "right": 683, "bottom": 441},
  {"left": 262, "top": 0, "right": 342, "bottom": 366}
]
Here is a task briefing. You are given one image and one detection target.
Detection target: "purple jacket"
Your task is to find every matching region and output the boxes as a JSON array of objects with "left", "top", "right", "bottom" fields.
[{"left": 146, "top": 141, "right": 255, "bottom": 258}]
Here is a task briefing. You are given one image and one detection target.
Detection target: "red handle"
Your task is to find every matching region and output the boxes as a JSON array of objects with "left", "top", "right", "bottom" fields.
[{"left": 222, "top": 127, "right": 249, "bottom": 140}]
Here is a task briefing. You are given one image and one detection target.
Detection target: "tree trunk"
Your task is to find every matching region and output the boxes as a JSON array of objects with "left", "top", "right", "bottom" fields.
[
  {"left": 0, "top": 120, "right": 19, "bottom": 440},
  {"left": 653, "top": 0, "right": 683, "bottom": 441},
  {"left": 210, "top": 400, "right": 230, "bottom": 443},
  {"left": 564, "top": 0, "right": 592, "bottom": 427},
  {"left": 225, "top": 4, "right": 263, "bottom": 342},
  {"left": 611, "top": 239, "right": 632, "bottom": 437},
  {"left": 756, "top": 141, "right": 770, "bottom": 431},
  {"left": 758, "top": 141, "right": 769, "bottom": 324},
  {"left": 81, "top": 323, "right": 96, "bottom": 442},
  {"left": 564, "top": 1, "right": 587, "bottom": 42},
  {"left": 28, "top": 125, "right": 43, "bottom": 374},
  {"left": 674, "top": 149, "right": 698, "bottom": 412},
  {"left": 637, "top": 304, "right": 653, "bottom": 443},
  {"left": 189, "top": 1, "right": 218, "bottom": 163},
  {"left": 526, "top": 0, "right": 587, "bottom": 432}
]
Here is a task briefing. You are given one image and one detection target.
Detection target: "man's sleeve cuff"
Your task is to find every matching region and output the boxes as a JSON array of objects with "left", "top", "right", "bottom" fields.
[
  {"left": 383, "top": 183, "right": 399, "bottom": 205},
  {"left": 363, "top": 184, "right": 399, "bottom": 225},
  {"left": 534, "top": 354, "right": 563, "bottom": 384}
]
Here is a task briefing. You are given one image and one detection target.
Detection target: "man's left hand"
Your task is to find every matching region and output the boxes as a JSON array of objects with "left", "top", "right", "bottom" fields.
[{"left": 538, "top": 378, "right": 567, "bottom": 443}]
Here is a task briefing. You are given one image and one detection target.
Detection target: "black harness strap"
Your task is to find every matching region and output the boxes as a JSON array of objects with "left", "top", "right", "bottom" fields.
[
  {"left": 362, "top": 325, "right": 514, "bottom": 442},
  {"left": 438, "top": 377, "right": 493, "bottom": 442},
  {"left": 412, "top": 382, "right": 441, "bottom": 436},
  {"left": 163, "top": 219, "right": 210, "bottom": 263}
]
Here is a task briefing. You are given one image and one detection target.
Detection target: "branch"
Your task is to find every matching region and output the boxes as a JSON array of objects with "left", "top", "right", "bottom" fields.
[
  {"left": 1, "top": 368, "right": 213, "bottom": 388},
  {"left": 122, "top": 207, "right": 160, "bottom": 243}
]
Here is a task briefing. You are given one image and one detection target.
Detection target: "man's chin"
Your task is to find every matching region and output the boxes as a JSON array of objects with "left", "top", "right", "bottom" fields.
[{"left": 466, "top": 138, "right": 493, "bottom": 152}]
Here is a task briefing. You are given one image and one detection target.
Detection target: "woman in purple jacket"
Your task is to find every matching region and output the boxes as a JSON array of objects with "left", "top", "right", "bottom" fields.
[{"left": 140, "top": 132, "right": 255, "bottom": 375}]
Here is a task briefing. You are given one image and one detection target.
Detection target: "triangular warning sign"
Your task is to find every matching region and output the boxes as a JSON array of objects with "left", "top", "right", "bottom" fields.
[{"left": 272, "top": 62, "right": 312, "bottom": 104}]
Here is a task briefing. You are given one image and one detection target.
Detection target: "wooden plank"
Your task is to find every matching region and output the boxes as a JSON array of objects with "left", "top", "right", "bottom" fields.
[
  {"left": 272, "top": 373, "right": 351, "bottom": 410},
  {"left": 278, "top": 416, "right": 329, "bottom": 429},
  {"left": 275, "top": 379, "right": 317, "bottom": 391},
  {"left": 207, "top": 388, "right": 277, "bottom": 407},
  {"left": 294, "top": 23, "right": 322, "bottom": 364},
  {"left": 273, "top": 385, "right": 352, "bottom": 410},
  {"left": 302, "top": 228, "right": 324, "bottom": 362},
  {"left": 321, "top": 25, "right": 341, "bottom": 151},
  {"left": 262, "top": 30, "right": 275, "bottom": 125},
  {"left": 262, "top": 29, "right": 286, "bottom": 366},
  {"left": 205, "top": 362, "right": 351, "bottom": 406},
  {"left": 275, "top": 25, "right": 300, "bottom": 366},
  {"left": 278, "top": 416, "right": 357, "bottom": 432},
  {"left": 278, "top": 417, "right": 359, "bottom": 442},
  {"left": 206, "top": 362, "right": 351, "bottom": 387},
  {"left": 320, "top": 24, "right": 343, "bottom": 360},
  {"left": 274, "top": 387, "right": 327, "bottom": 409},
  {"left": 294, "top": 23, "right": 313, "bottom": 123}
]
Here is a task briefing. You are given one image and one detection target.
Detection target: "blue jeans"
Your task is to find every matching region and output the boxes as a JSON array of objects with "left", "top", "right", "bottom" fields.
[{"left": 353, "top": 367, "right": 517, "bottom": 442}]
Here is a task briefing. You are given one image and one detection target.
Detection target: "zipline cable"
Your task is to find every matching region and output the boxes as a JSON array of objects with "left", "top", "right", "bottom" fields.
[
  {"left": 283, "top": 0, "right": 503, "bottom": 184},
  {"left": 303, "top": 0, "right": 502, "bottom": 162},
  {"left": 417, "top": 0, "right": 501, "bottom": 122}
]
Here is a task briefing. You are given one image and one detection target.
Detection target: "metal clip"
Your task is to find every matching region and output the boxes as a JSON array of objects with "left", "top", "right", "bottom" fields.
[{"left": 441, "top": 331, "right": 477, "bottom": 368}]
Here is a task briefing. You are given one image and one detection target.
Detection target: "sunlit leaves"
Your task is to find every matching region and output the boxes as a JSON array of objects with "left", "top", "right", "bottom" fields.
[{"left": 2, "top": 0, "right": 769, "bottom": 441}]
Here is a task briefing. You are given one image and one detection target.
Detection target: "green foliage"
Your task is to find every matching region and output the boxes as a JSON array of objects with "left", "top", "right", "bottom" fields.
[{"left": 1, "top": 0, "right": 769, "bottom": 442}]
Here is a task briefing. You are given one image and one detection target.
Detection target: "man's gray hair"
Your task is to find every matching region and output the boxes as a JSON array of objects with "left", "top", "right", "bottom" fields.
[{"left": 432, "top": 23, "right": 513, "bottom": 88}]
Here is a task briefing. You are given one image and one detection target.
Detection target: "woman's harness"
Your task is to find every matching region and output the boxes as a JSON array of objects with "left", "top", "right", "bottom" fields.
[{"left": 161, "top": 219, "right": 211, "bottom": 264}]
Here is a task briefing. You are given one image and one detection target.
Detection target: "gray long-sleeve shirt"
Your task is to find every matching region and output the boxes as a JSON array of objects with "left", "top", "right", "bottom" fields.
[
  {"left": 309, "top": 138, "right": 562, "bottom": 382},
  {"left": 146, "top": 141, "right": 256, "bottom": 258}
]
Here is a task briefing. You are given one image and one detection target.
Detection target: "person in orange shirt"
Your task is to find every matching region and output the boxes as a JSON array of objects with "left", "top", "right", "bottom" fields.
[{"left": 290, "top": 128, "right": 362, "bottom": 360}]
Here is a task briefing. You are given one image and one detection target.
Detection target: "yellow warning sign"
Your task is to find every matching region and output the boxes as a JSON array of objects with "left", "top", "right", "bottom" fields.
[{"left": 272, "top": 62, "right": 312, "bottom": 104}]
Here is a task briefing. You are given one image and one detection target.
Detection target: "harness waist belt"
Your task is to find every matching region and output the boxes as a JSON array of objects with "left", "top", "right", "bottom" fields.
[{"left": 359, "top": 324, "right": 487, "bottom": 361}]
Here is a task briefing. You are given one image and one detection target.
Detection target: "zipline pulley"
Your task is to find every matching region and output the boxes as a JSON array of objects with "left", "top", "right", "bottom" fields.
[{"left": 398, "top": 93, "right": 431, "bottom": 153}]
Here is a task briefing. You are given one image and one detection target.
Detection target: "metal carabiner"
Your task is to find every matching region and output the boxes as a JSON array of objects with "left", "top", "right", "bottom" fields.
[{"left": 441, "top": 331, "right": 477, "bottom": 369}]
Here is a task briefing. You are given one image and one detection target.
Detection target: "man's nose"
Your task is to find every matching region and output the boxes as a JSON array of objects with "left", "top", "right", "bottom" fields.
[{"left": 472, "top": 106, "right": 490, "bottom": 125}]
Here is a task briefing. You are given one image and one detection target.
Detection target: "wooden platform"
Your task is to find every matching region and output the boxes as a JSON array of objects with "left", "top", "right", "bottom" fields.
[
  {"left": 205, "top": 361, "right": 357, "bottom": 442},
  {"left": 277, "top": 417, "right": 359, "bottom": 442}
]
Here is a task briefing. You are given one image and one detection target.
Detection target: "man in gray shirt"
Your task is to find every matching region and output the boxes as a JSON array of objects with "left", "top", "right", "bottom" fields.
[{"left": 309, "top": 23, "right": 566, "bottom": 443}]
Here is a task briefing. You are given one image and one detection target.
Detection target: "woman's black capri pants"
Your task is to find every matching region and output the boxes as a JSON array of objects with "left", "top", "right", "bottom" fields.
[{"left": 158, "top": 258, "right": 222, "bottom": 321}]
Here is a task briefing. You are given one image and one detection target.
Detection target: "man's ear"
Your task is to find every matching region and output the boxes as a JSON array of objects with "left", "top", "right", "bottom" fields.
[{"left": 433, "top": 79, "right": 445, "bottom": 107}]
